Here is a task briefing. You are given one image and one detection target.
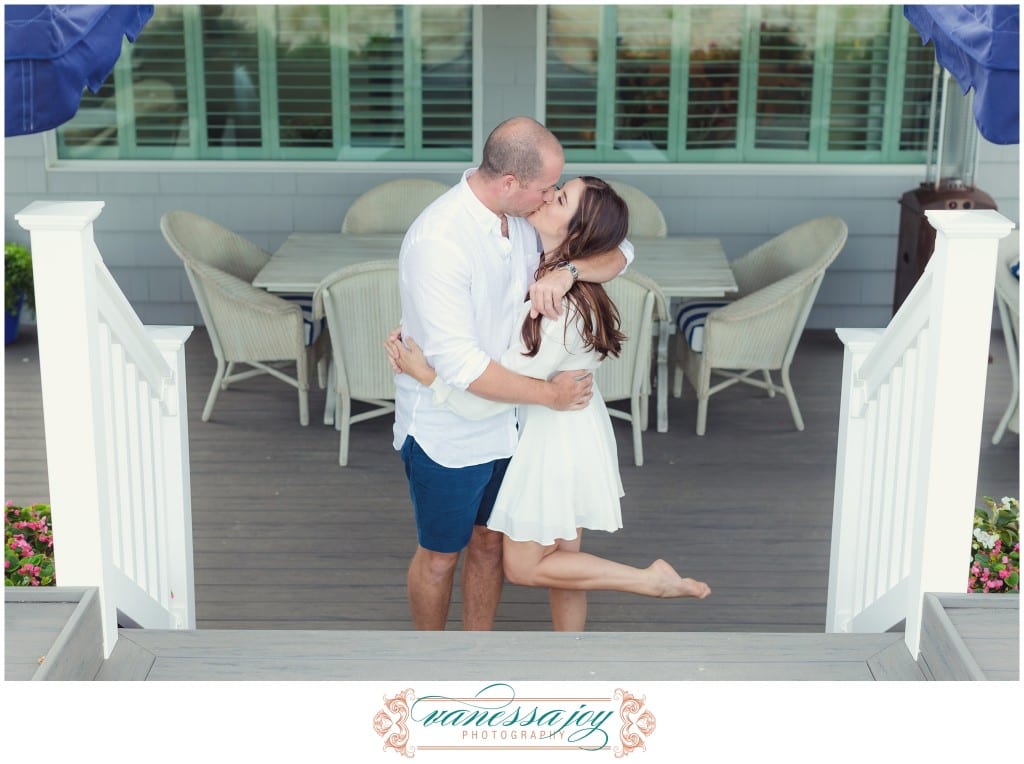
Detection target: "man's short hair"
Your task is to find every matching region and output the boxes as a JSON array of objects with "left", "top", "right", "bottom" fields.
[{"left": 478, "top": 116, "right": 561, "bottom": 185}]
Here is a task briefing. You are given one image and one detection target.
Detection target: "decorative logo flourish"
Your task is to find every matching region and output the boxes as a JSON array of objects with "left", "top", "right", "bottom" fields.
[
  {"left": 613, "top": 689, "right": 656, "bottom": 758},
  {"left": 374, "top": 688, "right": 416, "bottom": 758}
]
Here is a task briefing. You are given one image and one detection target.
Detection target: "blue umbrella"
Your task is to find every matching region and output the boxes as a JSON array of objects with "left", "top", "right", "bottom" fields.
[
  {"left": 905, "top": 5, "right": 1019, "bottom": 145},
  {"left": 5, "top": 5, "right": 153, "bottom": 137}
]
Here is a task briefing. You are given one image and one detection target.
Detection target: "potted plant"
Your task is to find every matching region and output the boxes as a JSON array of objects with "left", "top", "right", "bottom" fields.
[{"left": 5, "top": 241, "right": 34, "bottom": 344}]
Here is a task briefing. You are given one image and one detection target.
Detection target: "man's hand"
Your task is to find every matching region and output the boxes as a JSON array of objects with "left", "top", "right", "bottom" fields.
[
  {"left": 384, "top": 325, "right": 403, "bottom": 373},
  {"left": 528, "top": 267, "right": 574, "bottom": 320},
  {"left": 548, "top": 369, "right": 593, "bottom": 410}
]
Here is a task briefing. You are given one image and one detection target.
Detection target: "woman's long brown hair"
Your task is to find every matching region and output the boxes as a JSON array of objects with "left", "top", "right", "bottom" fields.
[{"left": 521, "top": 176, "right": 629, "bottom": 360}]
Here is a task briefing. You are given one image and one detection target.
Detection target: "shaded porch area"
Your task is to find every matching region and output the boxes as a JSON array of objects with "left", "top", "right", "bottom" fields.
[{"left": 4, "top": 325, "right": 1019, "bottom": 633}]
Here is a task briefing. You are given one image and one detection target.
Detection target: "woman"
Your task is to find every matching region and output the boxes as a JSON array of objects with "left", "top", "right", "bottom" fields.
[{"left": 388, "top": 176, "right": 710, "bottom": 630}]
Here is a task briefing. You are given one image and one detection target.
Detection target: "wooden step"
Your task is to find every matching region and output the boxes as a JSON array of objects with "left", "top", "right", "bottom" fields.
[
  {"left": 918, "top": 593, "right": 1019, "bottom": 680},
  {"left": 4, "top": 587, "right": 104, "bottom": 680},
  {"left": 97, "top": 628, "right": 924, "bottom": 681}
]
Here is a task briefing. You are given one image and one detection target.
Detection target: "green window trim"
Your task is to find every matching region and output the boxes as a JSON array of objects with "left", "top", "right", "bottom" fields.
[
  {"left": 55, "top": 5, "right": 475, "bottom": 162},
  {"left": 544, "top": 4, "right": 937, "bottom": 165}
]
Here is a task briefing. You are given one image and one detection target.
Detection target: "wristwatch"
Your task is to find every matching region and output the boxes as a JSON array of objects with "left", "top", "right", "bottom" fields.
[{"left": 556, "top": 260, "right": 579, "bottom": 283}]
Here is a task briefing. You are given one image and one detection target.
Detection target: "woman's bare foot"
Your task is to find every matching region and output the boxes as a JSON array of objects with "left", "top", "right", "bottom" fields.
[{"left": 648, "top": 559, "right": 711, "bottom": 599}]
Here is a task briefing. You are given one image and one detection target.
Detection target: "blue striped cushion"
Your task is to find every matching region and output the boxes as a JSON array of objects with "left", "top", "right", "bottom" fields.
[
  {"left": 1011, "top": 260, "right": 1019, "bottom": 280},
  {"left": 675, "top": 300, "right": 729, "bottom": 352},
  {"left": 279, "top": 293, "right": 324, "bottom": 346}
]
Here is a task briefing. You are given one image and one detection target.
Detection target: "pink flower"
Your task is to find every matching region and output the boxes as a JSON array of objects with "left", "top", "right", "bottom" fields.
[{"left": 5, "top": 500, "right": 13, "bottom": 507}]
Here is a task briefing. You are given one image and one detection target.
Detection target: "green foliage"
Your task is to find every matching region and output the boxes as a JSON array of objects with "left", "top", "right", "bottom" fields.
[
  {"left": 4, "top": 242, "right": 34, "bottom": 316},
  {"left": 969, "top": 497, "right": 1020, "bottom": 593},
  {"left": 5, "top": 502, "right": 55, "bottom": 586}
]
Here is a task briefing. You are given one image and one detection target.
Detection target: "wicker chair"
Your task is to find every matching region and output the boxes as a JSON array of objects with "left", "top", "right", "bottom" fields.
[
  {"left": 341, "top": 178, "right": 449, "bottom": 234},
  {"left": 595, "top": 270, "right": 669, "bottom": 465},
  {"left": 608, "top": 181, "right": 668, "bottom": 238},
  {"left": 313, "top": 260, "right": 402, "bottom": 466},
  {"left": 992, "top": 230, "right": 1019, "bottom": 444},
  {"left": 672, "top": 216, "right": 848, "bottom": 436},
  {"left": 160, "top": 210, "right": 328, "bottom": 426}
]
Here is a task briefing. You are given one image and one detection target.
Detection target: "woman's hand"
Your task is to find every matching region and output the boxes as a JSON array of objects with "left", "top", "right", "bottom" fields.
[
  {"left": 528, "top": 267, "right": 574, "bottom": 319},
  {"left": 384, "top": 335, "right": 437, "bottom": 387}
]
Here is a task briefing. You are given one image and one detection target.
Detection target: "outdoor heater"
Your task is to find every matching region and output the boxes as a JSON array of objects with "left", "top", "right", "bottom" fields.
[{"left": 893, "top": 62, "right": 998, "bottom": 315}]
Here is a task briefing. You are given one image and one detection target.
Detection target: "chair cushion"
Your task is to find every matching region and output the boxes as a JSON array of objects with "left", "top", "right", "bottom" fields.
[
  {"left": 1011, "top": 260, "right": 1019, "bottom": 280},
  {"left": 280, "top": 293, "right": 325, "bottom": 346},
  {"left": 675, "top": 300, "right": 729, "bottom": 352}
]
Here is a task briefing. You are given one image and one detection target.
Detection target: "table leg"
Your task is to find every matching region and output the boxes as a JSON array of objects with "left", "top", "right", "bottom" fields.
[{"left": 657, "top": 320, "right": 669, "bottom": 433}]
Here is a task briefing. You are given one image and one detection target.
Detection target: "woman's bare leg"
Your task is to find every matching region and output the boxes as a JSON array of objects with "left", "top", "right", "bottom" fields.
[
  {"left": 503, "top": 535, "right": 710, "bottom": 599},
  {"left": 548, "top": 532, "right": 587, "bottom": 631}
]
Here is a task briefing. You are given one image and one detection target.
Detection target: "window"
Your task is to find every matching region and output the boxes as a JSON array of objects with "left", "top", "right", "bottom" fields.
[
  {"left": 545, "top": 5, "right": 936, "bottom": 163},
  {"left": 56, "top": 5, "right": 474, "bottom": 161}
]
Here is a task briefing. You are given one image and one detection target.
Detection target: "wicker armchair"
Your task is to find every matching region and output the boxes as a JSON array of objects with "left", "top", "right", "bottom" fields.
[
  {"left": 595, "top": 269, "right": 669, "bottom": 465},
  {"left": 672, "top": 216, "right": 848, "bottom": 435},
  {"left": 160, "top": 211, "right": 327, "bottom": 426},
  {"left": 608, "top": 181, "right": 668, "bottom": 238},
  {"left": 341, "top": 178, "right": 449, "bottom": 234},
  {"left": 993, "top": 230, "right": 1019, "bottom": 444},
  {"left": 313, "top": 260, "right": 402, "bottom": 466}
]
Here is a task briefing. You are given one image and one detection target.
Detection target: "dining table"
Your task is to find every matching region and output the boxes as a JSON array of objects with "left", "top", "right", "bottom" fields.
[{"left": 254, "top": 232, "right": 738, "bottom": 433}]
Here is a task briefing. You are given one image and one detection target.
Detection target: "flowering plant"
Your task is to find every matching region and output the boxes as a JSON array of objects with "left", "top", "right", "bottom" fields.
[
  {"left": 968, "top": 496, "right": 1019, "bottom": 593},
  {"left": 5, "top": 502, "right": 55, "bottom": 587}
]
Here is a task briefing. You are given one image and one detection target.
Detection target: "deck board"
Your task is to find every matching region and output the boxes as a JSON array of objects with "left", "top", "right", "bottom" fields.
[
  {"left": 107, "top": 628, "right": 906, "bottom": 681},
  {"left": 4, "top": 326, "right": 1019, "bottom": 634}
]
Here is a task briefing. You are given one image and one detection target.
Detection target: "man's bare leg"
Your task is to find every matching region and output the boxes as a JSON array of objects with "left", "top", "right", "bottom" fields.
[
  {"left": 461, "top": 525, "right": 505, "bottom": 631},
  {"left": 407, "top": 546, "right": 459, "bottom": 630},
  {"left": 547, "top": 532, "right": 587, "bottom": 631}
]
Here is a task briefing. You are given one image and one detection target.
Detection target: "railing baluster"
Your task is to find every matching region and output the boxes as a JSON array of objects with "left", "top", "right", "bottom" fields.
[
  {"left": 97, "top": 323, "right": 123, "bottom": 570},
  {"left": 152, "top": 395, "right": 170, "bottom": 609},
  {"left": 137, "top": 371, "right": 158, "bottom": 598}
]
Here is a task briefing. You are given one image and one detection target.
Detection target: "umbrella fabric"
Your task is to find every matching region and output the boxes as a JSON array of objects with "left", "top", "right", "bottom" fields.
[
  {"left": 5, "top": 5, "right": 154, "bottom": 137},
  {"left": 905, "top": 5, "right": 1019, "bottom": 145}
]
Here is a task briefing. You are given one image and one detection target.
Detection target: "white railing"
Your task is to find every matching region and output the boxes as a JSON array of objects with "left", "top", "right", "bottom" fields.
[
  {"left": 827, "top": 209, "right": 1015, "bottom": 658},
  {"left": 15, "top": 201, "right": 196, "bottom": 658}
]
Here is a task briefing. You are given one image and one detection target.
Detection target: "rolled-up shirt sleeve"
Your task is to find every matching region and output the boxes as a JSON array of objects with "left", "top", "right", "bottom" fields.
[
  {"left": 401, "top": 235, "right": 492, "bottom": 390},
  {"left": 618, "top": 238, "right": 634, "bottom": 271}
]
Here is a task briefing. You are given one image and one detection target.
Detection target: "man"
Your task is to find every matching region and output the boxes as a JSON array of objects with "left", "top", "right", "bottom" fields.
[{"left": 393, "top": 116, "right": 632, "bottom": 630}]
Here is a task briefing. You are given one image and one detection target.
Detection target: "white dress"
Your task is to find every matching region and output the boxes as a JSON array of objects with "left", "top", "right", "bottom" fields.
[{"left": 428, "top": 300, "right": 624, "bottom": 546}]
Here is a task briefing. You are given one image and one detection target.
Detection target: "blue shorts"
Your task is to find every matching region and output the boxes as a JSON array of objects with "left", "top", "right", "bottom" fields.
[{"left": 401, "top": 436, "right": 511, "bottom": 554}]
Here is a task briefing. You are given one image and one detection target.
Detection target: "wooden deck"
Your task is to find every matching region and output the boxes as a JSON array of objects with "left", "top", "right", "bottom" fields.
[
  {"left": 7, "top": 586, "right": 1017, "bottom": 680},
  {"left": 4, "top": 325, "right": 1019, "bottom": 634}
]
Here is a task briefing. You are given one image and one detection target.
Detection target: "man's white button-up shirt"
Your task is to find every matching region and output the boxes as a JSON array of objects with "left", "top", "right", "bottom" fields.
[{"left": 394, "top": 169, "right": 633, "bottom": 468}]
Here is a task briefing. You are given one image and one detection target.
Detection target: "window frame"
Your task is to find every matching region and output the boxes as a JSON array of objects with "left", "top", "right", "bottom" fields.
[
  {"left": 537, "top": 4, "right": 936, "bottom": 167},
  {"left": 50, "top": 4, "right": 484, "bottom": 168}
]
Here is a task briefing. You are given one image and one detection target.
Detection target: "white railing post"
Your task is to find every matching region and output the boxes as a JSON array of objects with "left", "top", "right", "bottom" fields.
[
  {"left": 903, "top": 209, "right": 1014, "bottom": 656},
  {"left": 15, "top": 201, "right": 119, "bottom": 656},
  {"left": 148, "top": 327, "right": 197, "bottom": 629}
]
